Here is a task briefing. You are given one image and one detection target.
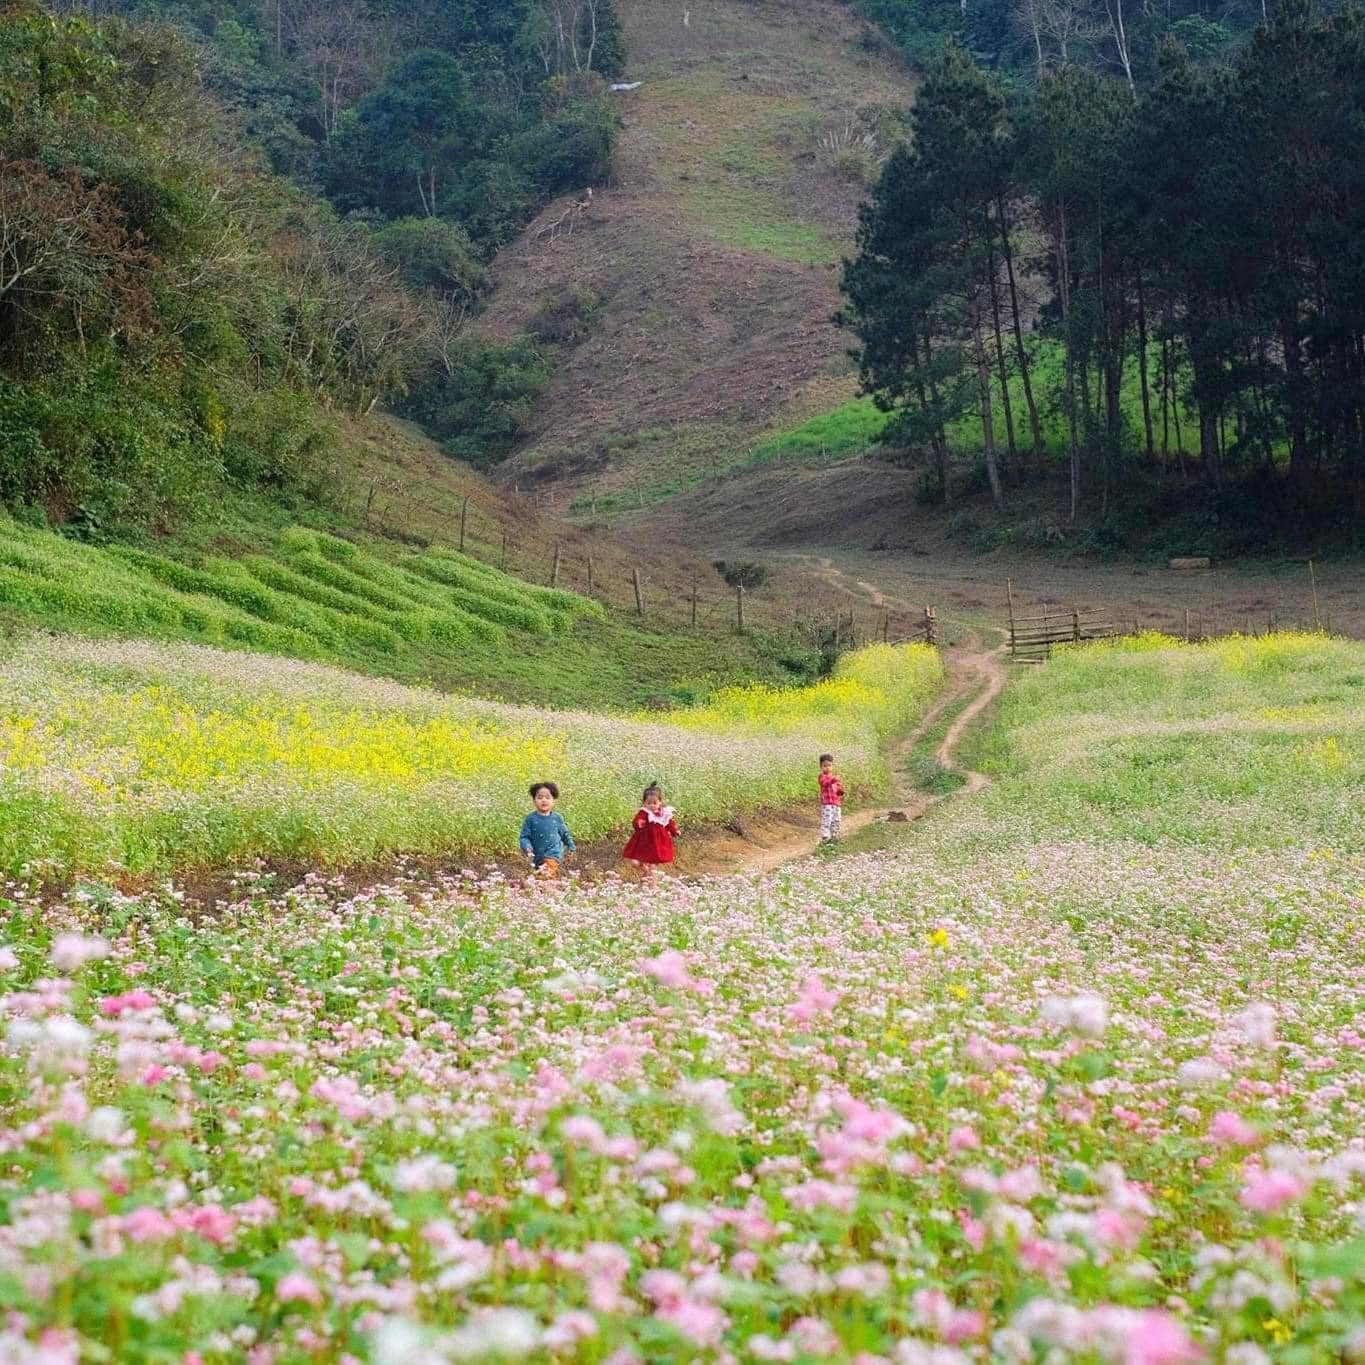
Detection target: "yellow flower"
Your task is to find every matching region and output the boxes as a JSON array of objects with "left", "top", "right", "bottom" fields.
[
  {"left": 1261, "top": 1318, "right": 1292, "bottom": 1345},
  {"left": 928, "top": 928, "right": 950, "bottom": 950},
  {"left": 948, "top": 984, "right": 969, "bottom": 1000}
]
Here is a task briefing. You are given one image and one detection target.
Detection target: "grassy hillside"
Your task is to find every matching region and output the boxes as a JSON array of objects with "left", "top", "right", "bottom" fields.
[
  {"left": 481, "top": 0, "right": 916, "bottom": 504},
  {"left": 0, "top": 638, "right": 943, "bottom": 879}
]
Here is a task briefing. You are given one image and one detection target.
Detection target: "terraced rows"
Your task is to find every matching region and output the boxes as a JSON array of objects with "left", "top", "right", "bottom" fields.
[{"left": 0, "top": 521, "right": 602, "bottom": 660}]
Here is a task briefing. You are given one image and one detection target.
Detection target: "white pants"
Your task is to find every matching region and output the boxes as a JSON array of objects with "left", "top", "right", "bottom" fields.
[{"left": 820, "top": 804, "right": 842, "bottom": 840}]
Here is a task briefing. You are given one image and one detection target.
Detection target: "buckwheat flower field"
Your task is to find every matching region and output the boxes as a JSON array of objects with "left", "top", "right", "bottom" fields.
[
  {"left": 0, "top": 637, "right": 943, "bottom": 878},
  {"left": 0, "top": 635, "right": 1360, "bottom": 1363}
]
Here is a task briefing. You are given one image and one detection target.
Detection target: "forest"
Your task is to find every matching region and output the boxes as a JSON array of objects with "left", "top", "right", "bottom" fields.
[
  {"left": 841, "top": 0, "right": 1365, "bottom": 546},
  {"left": 856, "top": 0, "right": 1287, "bottom": 77},
  {"left": 0, "top": 0, "right": 621, "bottom": 530}
]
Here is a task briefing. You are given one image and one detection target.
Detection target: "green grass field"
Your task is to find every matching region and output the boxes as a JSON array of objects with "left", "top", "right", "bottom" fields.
[
  {"left": 733, "top": 339, "right": 1204, "bottom": 477},
  {"left": 963, "top": 631, "right": 1364, "bottom": 851},
  {"left": 0, "top": 517, "right": 822, "bottom": 708}
]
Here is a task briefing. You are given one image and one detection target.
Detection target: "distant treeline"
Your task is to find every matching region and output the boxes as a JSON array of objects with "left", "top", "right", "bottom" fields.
[
  {"left": 841, "top": 0, "right": 1365, "bottom": 545},
  {"left": 0, "top": 0, "right": 623, "bottom": 530},
  {"left": 855, "top": 0, "right": 1286, "bottom": 78}
]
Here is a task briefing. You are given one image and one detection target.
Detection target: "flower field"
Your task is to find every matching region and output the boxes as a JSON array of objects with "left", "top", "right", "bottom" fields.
[
  {"left": 0, "top": 634, "right": 1360, "bottom": 1364},
  {"left": 0, "top": 637, "right": 944, "bottom": 878},
  {"left": 0, "top": 520, "right": 603, "bottom": 662}
]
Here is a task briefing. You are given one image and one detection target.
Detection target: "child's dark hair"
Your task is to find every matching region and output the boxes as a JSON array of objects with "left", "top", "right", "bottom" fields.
[
  {"left": 529, "top": 780, "right": 559, "bottom": 799},
  {"left": 818, "top": 753, "right": 834, "bottom": 764},
  {"left": 641, "top": 781, "right": 663, "bottom": 803}
]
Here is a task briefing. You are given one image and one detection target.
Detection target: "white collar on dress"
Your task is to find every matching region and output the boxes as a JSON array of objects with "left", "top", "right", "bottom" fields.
[{"left": 643, "top": 805, "right": 674, "bottom": 825}]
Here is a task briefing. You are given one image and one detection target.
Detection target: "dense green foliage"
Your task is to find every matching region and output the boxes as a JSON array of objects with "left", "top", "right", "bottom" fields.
[
  {"left": 854, "top": 0, "right": 1274, "bottom": 79},
  {"left": 842, "top": 7, "right": 1365, "bottom": 549},
  {"left": 0, "top": 0, "right": 623, "bottom": 525}
]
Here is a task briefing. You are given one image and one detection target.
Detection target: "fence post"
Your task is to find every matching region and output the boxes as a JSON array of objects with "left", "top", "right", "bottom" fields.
[
  {"left": 459, "top": 496, "right": 469, "bottom": 553},
  {"left": 1006, "top": 578, "right": 1016, "bottom": 658},
  {"left": 882, "top": 611, "right": 889, "bottom": 644},
  {"left": 925, "top": 605, "right": 937, "bottom": 646},
  {"left": 833, "top": 612, "right": 842, "bottom": 651},
  {"left": 551, "top": 541, "right": 562, "bottom": 588},
  {"left": 736, "top": 582, "right": 746, "bottom": 634},
  {"left": 1309, "top": 559, "right": 1321, "bottom": 630},
  {"left": 1072, "top": 607, "right": 1081, "bottom": 643},
  {"left": 1184, "top": 608, "right": 1191, "bottom": 641},
  {"left": 633, "top": 568, "right": 644, "bottom": 615},
  {"left": 848, "top": 609, "right": 855, "bottom": 647},
  {"left": 586, "top": 555, "right": 594, "bottom": 594}
]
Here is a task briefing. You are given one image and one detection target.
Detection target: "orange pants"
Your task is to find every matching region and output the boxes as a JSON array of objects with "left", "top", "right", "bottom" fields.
[{"left": 535, "top": 857, "right": 561, "bottom": 880}]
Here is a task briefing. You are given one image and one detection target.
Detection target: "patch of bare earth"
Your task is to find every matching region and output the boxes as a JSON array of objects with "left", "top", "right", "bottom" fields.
[
  {"left": 480, "top": 0, "right": 915, "bottom": 499},
  {"left": 628, "top": 460, "right": 1365, "bottom": 640}
]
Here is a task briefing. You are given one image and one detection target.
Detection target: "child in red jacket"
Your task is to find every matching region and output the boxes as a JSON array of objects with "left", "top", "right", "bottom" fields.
[
  {"left": 623, "top": 782, "right": 680, "bottom": 873},
  {"left": 818, "top": 753, "right": 843, "bottom": 841}
]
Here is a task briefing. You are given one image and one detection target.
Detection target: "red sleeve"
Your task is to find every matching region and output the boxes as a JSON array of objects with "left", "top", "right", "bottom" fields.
[
  {"left": 835, "top": 780, "right": 844, "bottom": 800},
  {"left": 633, "top": 811, "right": 648, "bottom": 830},
  {"left": 668, "top": 818, "right": 680, "bottom": 836}
]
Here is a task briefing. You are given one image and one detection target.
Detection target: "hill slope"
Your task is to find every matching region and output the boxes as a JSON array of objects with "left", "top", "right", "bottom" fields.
[{"left": 483, "top": 0, "right": 915, "bottom": 501}]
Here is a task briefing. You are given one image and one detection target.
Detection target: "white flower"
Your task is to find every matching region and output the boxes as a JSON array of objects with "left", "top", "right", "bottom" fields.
[
  {"left": 87, "top": 1106, "right": 127, "bottom": 1144},
  {"left": 1232, "top": 1002, "right": 1277, "bottom": 1049},
  {"left": 1040, "top": 993, "right": 1108, "bottom": 1038},
  {"left": 371, "top": 1318, "right": 449, "bottom": 1365},
  {"left": 1177, "top": 1056, "right": 1227, "bottom": 1088},
  {"left": 50, "top": 934, "right": 109, "bottom": 972},
  {"left": 444, "top": 1309, "right": 540, "bottom": 1360},
  {"left": 392, "top": 1155, "right": 457, "bottom": 1193}
]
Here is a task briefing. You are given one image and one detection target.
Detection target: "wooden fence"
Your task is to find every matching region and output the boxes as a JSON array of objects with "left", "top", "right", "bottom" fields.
[{"left": 1007, "top": 581, "right": 1114, "bottom": 661}]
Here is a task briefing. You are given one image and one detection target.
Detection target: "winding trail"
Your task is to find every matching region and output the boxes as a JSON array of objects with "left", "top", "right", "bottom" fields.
[{"left": 707, "top": 558, "right": 1010, "bottom": 875}]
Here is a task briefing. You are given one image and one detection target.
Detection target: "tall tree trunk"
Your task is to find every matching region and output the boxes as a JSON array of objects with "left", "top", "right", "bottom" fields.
[
  {"left": 913, "top": 330, "right": 950, "bottom": 506},
  {"left": 1135, "top": 267, "right": 1155, "bottom": 462},
  {"left": 1281, "top": 317, "right": 1306, "bottom": 479},
  {"left": 923, "top": 334, "right": 952, "bottom": 505},
  {"left": 1057, "top": 200, "right": 1080, "bottom": 523},
  {"left": 998, "top": 197, "right": 1044, "bottom": 461},
  {"left": 972, "top": 303, "right": 1003, "bottom": 510},
  {"left": 987, "top": 247, "right": 1017, "bottom": 466},
  {"left": 1159, "top": 335, "right": 1170, "bottom": 477}
]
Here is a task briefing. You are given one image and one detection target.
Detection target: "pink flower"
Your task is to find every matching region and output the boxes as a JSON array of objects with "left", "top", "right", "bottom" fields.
[
  {"left": 957, "top": 1209, "right": 986, "bottom": 1251},
  {"left": 1240, "top": 1168, "right": 1307, "bottom": 1214},
  {"left": 123, "top": 1205, "right": 176, "bottom": 1243},
  {"left": 1124, "top": 1311, "right": 1202, "bottom": 1365},
  {"left": 99, "top": 989, "right": 157, "bottom": 1016},
  {"left": 1209, "top": 1111, "right": 1260, "bottom": 1147},
  {"left": 948, "top": 1125, "right": 980, "bottom": 1153},
  {"left": 787, "top": 974, "right": 840, "bottom": 1024},
  {"left": 0, "top": 946, "right": 18, "bottom": 970},
  {"left": 172, "top": 1203, "right": 237, "bottom": 1245},
  {"left": 50, "top": 934, "right": 109, "bottom": 972},
  {"left": 640, "top": 950, "right": 711, "bottom": 993},
  {"left": 561, "top": 1115, "right": 607, "bottom": 1150},
  {"left": 657, "top": 1297, "right": 727, "bottom": 1347},
  {"left": 276, "top": 1272, "right": 323, "bottom": 1307}
]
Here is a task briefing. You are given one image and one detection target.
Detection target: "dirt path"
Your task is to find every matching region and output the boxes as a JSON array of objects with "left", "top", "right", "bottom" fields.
[{"left": 688, "top": 560, "right": 1009, "bottom": 876}]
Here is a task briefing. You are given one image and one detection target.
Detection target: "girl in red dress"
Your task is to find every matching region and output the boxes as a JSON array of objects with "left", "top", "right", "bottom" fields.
[{"left": 622, "top": 782, "right": 680, "bottom": 874}]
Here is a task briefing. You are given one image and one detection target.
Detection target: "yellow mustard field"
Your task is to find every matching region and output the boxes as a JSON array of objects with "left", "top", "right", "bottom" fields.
[{"left": 0, "top": 637, "right": 944, "bottom": 878}]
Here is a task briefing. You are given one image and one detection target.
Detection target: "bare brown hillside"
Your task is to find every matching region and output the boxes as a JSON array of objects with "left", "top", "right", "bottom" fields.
[{"left": 482, "top": 0, "right": 915, "bottom": 501}]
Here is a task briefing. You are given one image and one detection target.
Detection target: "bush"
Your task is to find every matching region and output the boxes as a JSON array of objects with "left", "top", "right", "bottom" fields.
[{"left": 398, "top": 337, "right": 552, "bottom": 467}]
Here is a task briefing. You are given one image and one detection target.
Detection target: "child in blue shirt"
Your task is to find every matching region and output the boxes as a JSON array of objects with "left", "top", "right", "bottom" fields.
[{"left": 519, "top": 781, "right": 576, "bottom": 878}]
